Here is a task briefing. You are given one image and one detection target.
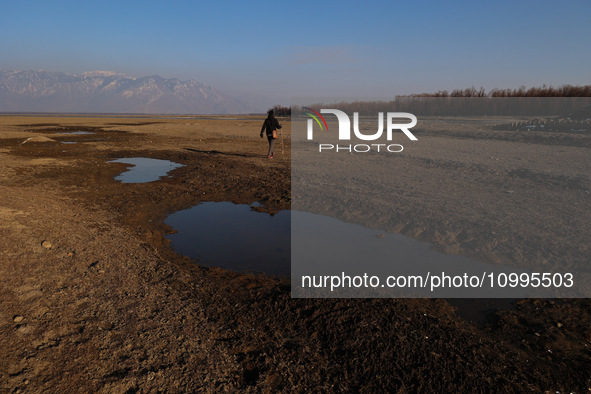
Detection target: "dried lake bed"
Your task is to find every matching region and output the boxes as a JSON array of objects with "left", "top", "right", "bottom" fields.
[{"left": 0, "top": 114, "right": 589, "bottom": 392}]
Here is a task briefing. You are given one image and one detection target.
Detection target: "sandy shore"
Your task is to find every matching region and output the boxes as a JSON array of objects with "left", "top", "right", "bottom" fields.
[{"left": 0, "top": 115, "right": 590, "bottom": 392}]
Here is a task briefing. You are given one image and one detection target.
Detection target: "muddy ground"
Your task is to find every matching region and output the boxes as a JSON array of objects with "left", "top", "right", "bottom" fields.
[{"left": 0, "top": 115, "right": 590, "bottom": 392}]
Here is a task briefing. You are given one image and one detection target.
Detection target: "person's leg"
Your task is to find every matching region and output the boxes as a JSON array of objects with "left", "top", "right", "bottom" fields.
[{"left": 267, "top": 137, "right": 276, "bottom": 157}]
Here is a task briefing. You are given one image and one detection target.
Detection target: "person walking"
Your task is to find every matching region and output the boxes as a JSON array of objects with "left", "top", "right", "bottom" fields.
[{"left": 260, "top": 109, "right": 282, "bottom": 158}]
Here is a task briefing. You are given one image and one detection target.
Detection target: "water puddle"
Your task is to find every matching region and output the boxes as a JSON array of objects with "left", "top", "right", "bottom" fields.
[
  {"left": 57, "top": 131, "right": 95, "bottom": 135},
  {"left": 165, "top": 202, "right": 290, "bottom": 275},
  {"left": 109, "top": 157, "right": 184, "bottom": 183},
  {"left": 164, "top": 206, "right": 531, "bottom": 298},
  {"left": 292, "top": 211, "right": 529, "bottom": 297},
  {"left": 163, "top": 205, "right": 533, "bottom": 319},
  {"left": 61, "top": 141, "right": 78, "bottom": 144}
]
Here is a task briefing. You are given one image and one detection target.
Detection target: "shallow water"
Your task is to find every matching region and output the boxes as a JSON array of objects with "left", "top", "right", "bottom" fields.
[
  {"left": 292, "top": 211, "right": 529, "bottom": 298},
  {"left": 61, "top": 141, "right": 77, "bottom": 144},
  {"left": 165, "top": 206, "right": 530, "bottom": 298},
  {"left": 109, "top": 157, "right": 184, "bottom": 183},
  {"left": 57, "top": 131, "right": 95, "bottom": 135},
  {"left": 165, "top": 202, "right": 290, "bottom": 275}
]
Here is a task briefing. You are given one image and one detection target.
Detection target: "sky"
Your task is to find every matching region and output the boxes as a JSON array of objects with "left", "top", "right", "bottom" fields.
[{"left": 1, "top": 0, "right": 590, "bottom": 104}]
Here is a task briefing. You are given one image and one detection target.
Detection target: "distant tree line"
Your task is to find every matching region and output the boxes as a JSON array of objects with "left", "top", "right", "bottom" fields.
[
  {"left": 269, "top": 105, "right": 291, "bottom": 117},
  {"left": 277, "top": 85, "right": 591, "bottom": 117},
  {"left": 288, "top": 85, "right": 591, "bottom": 117},
  {"left": 414, "top": 84, "right": 591, "bottom": 98}
]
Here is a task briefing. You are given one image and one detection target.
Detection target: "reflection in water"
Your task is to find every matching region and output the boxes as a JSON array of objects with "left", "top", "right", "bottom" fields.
[
  {"left": 165, "top": 202, "right": 290, "bottom": 275},
  {"left": 109, "top": 157, "right": 184, "bottom": 183}
]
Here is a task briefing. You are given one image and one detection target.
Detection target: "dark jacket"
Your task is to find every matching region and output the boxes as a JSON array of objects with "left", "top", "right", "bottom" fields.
[{"left": 260, "top": 115, "right": 282, "bottom": 137}]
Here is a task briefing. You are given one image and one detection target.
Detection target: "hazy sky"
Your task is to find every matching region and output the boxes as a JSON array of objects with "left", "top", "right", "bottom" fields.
[{"left": 1, "top": 0, "right": 590, "bottom": 103}]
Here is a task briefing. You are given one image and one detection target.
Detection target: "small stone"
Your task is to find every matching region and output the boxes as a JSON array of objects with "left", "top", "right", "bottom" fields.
[
  {"left": 41, "top": 240, "right": 52, "bottom": 249},
  {"left": 265, "top": 373, "right": 283, "bottom": 390},
  {"left": 556, "top": 322, "right": 563, "bottom": 328},
  {"left": 99, "top": 321, "right": 114, "bottom": 331},
  {"left": 17, "top": 325, "right": 32, "bottom": 334},
  {"left": 7, "top": 363, "right": 24, "bottom": 376},
  {"left": 13, "top": 315, "right": 24, "bottom": 323},
  {"left": 376, "top": 234, "right": 385, "bottom": 239}
]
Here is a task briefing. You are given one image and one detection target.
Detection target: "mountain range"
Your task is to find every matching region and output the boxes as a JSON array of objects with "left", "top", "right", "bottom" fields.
[{"left": 0, "top": 70, "right": 266, "bottom": 114}]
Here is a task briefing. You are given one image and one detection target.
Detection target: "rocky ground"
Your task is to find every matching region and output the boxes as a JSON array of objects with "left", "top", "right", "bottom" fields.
[{"left": 0, "top": 115, "right": 589, "bottom": 392}]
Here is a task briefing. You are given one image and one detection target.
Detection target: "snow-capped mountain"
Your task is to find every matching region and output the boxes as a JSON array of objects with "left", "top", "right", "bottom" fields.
[{"left": 0, "top": 70, "right": 252, "bottom": 114}]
